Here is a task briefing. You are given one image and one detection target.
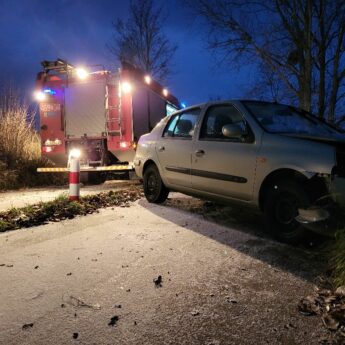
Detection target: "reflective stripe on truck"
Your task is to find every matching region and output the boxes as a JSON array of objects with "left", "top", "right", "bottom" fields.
[{"left": 37, "top": 164, "right": 134, "bottom": 172}]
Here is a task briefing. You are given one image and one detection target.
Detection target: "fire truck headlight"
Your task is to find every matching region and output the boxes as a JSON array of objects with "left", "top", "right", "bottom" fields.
[
  {"left": 34, "top": 91, "right": 46, "bottom": 102},
  {"left": 69, "top": 148, "right": 81, "bottom": 159},
  {"left": 144, "top": 75, "right": 151, "bottom": 84},
  {"left": 76, "top": 68, "right": 88, "bottom": 79},
  {"left": 121, "top": 81, "right": 132, "bottom": 94}
]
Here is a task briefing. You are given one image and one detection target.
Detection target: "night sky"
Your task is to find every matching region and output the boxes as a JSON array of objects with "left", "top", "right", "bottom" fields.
[{"left": 0, "top": 0, "right": 254, "bottom": 106}]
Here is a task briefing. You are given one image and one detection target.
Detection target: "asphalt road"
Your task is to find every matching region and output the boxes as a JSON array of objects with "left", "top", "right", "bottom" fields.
[{"left": 0, "top": 193, "right": 327, "bottom": 345}]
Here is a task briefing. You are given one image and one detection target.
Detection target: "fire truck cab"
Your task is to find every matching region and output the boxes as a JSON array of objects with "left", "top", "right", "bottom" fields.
[{"left": 36, "top": 59, "right": 180, "bottom": 180}]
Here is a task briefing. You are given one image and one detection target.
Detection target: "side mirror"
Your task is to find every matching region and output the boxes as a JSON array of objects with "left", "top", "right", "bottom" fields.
[{"left": 222, "top": 123, "right": 246, "bottom": 139}]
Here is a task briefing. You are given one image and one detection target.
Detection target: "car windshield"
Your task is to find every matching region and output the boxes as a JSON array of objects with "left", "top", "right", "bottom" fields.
[{"left": 243, "top": 101, "right": 340, "bottom": 136}]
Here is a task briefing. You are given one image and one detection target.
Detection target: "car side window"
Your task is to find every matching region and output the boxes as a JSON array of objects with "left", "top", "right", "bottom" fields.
[
  {"left": 163, "top": 108, "right": 200, "bottom": 139},
  {"left": 163, "top": 115, "right": 179, "bottom": 137},
  {"left": 200, "top": 104, "right": 247, "bottom": 141}
]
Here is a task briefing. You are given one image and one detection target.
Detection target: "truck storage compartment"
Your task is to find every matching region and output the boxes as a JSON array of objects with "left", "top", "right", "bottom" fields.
[{"left": 65, "top": 78, "right": 106, "bottom": 138}]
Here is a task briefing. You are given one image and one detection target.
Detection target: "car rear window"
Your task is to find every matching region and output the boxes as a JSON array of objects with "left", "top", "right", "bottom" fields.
[{"left": 163, "top": 108, "right": 200, "bottom": 138}]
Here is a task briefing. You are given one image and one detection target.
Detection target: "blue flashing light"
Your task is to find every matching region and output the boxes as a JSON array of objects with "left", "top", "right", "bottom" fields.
[
  {"left": 181, "top": 102, "right": 187, "bottom": 108},
  {"left": 43, "top": 89, "right": 56, "bottom": 95}
]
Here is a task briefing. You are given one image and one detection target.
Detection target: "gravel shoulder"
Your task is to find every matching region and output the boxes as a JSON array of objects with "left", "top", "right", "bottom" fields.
[{"left": 0, "top": 193, "right": 327, "bottom": 345}]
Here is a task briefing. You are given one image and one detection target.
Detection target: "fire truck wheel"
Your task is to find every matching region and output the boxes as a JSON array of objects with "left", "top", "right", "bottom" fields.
[
  {"left": 87, "top": 172, "right": 107, "bottom": 185},
  {"left": 143, "top": 164, "right": 169, "bottom": 203}
]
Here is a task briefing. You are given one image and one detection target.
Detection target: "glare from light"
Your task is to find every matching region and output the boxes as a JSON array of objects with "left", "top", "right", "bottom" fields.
[
  {"left": 120, "top": 142, "right": 128, "bottom": 148},
  {"left": 162, "top": 88, "right": 168, "bottom": 97},
  {"left": 144, "top": 75, "right": 151, "bottom": 84},
  {"left": 76, "top": 68, "right": 88, "bottom": 79},
  {"left": 43, "top": 89, "right": 56, "bottom": 95},
  {"left": 121, "top": 81, "right": 132, "bottom": 94},
  {"left": 181, "top": 102, "right": 187, "bottom": 108},
  {"left": 43, "top": 146, "right": 52, "bottom": 153},
  {"left": 69, "top": 148, "right": 81, "bottom": 159},
  {"left": 34, "top": 91, "right": 46, "bottom": 102}
]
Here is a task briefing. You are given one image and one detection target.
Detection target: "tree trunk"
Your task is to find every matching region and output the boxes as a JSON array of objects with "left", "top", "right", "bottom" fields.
[
  {"left": 317, "top": 0, "right": 326, "bottom": 119},
  {"left": 301, "top": 0, "right": 313, "bottom": 112},
  {"left": 328, "top": 23, "right": 344, "bottom": 123}
]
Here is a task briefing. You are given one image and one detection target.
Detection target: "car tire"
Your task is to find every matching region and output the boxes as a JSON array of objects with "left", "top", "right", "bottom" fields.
[
  {"left": 264, "top": 180, "right": 311, "bottom": 244},
  {"left": 143, "top": 164, "right": 169, "bottom": 203}
]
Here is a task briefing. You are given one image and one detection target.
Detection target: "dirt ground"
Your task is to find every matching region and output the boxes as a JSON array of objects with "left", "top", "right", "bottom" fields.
[{"left": 0, "top": 189, "right": 329, "bottom": 345}]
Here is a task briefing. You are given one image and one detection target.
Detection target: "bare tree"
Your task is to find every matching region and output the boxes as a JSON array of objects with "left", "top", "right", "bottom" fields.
[
  {"left": 188, "top": 0, "right": 345, "bottom": 122},
  {"left": 108, "top": 0, "right": 177, "bottom": 82}
]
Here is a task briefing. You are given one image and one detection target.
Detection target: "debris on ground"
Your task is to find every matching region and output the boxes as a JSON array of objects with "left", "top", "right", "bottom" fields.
[
  {"left": 225, "top": 296, "right": 238, "bottom": 304},
  {"left": 114, "top": 304, "right": 122, "bottom": 308},
  {"left": 108, "top": 316, "right": 119, "bottom": 327},
  {"left": 66, "top": 272, "right": 72, "bottom": 276},
  {"left": 191, "top": 310, "right": 200, "bottom": 316},
  {"left": 153, "top": 275, "right": 162, "bottom": 287},
  {"left": 73, "top": 333, "right": 78, "bottom": 339},
  {"left": 299, "top": 287, "right": 345, "bottom": 342},
  {"left": 0, "top": 263, "right": 13, "bottom": 267},
  {"left": 34, "top": 265, "right": 39, "bottom": 269},
  {"left": 64, "top": 295, "right": 101, "bottom": 310},
  {"left": 0, "top": 185, "right": 144, "bottom": 232},
  {"left": 22, "top": 323, "right": 33, "bottom": 330},
  {"left": 29, "top": 291, "right": 44, "bottom": 300}
]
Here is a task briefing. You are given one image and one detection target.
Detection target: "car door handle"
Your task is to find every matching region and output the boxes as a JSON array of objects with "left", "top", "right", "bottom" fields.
[
  {"left": 195, "top": 149, "right": 205, "bottom": 157},
  {"left": 158, "top": 146, "right": 165, "bottom": 152}
]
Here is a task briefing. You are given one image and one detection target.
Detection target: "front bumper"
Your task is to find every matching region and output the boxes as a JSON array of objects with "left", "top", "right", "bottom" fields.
[{"left": 296, "top": 176, "right": 345, "bottom": 236}]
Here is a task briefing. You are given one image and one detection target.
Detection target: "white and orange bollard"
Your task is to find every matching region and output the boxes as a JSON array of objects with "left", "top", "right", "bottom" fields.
[{"left": 69, "top": 156, "right": 80, "bottom": 201}]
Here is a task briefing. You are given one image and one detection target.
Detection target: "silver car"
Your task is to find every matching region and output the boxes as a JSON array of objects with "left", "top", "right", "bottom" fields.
[{"left": 134, "top": 100, "right": 345, "bottom": 243}]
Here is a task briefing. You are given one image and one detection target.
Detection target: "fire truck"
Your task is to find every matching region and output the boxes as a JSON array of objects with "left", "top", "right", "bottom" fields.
[{"left": 35, "top": 59, "right": 180, "bottom": 182}]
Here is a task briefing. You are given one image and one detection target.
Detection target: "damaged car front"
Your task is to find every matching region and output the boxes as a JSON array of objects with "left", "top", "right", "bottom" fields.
[
  {"left": 298, "top": 139, "right": 345, "bottom": 235},
  {"left": 244, "top": 101, "right": 345, "bottom": 236}
]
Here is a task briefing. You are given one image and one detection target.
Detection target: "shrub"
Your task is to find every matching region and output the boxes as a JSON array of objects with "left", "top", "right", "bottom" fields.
[
  {"left": 0, "top": 83, "right": 66, "bottom": 190},
  {"left": 328, "top": 230, "right": 345, "bottom": 287},
  {"left": 0, "top": 85, "right": 40, "bottom": 168}
]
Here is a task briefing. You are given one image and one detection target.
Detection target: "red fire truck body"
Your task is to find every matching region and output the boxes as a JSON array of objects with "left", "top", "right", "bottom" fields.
[{"left": 36, "top": 59, "right": 180, "bottom": 176}]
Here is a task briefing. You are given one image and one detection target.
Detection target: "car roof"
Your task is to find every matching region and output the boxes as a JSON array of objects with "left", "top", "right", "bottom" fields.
[{"left": 173, "top": 100, "right": 283, "bottom": 115}]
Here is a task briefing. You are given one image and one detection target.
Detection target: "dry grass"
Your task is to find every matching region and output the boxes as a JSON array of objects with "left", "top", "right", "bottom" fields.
[
  {"left": 0, "top": 104, "right": 40, "bottom": 167},
  {"left": 328, "top": 230, "right": 345, "bottom": 288},
  {"left": 0, "top": 84, "right": 66, "bottom": 190}
]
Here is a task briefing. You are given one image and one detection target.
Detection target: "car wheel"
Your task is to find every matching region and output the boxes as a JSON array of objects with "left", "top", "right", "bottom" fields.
[
  {"left": 143, "top": 164, "right": 169, "bottom": 203},
  {"left": 264, "top": 180, "right": 311, "bottom": 244}
]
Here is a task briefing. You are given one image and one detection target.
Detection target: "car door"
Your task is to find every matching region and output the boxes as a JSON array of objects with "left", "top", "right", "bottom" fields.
[
  {"left": 191, "top": 103, "right": 259, "bottom": 201},
  {"left": 155, "top": 108, "right": 201, "bottom": 188}
]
